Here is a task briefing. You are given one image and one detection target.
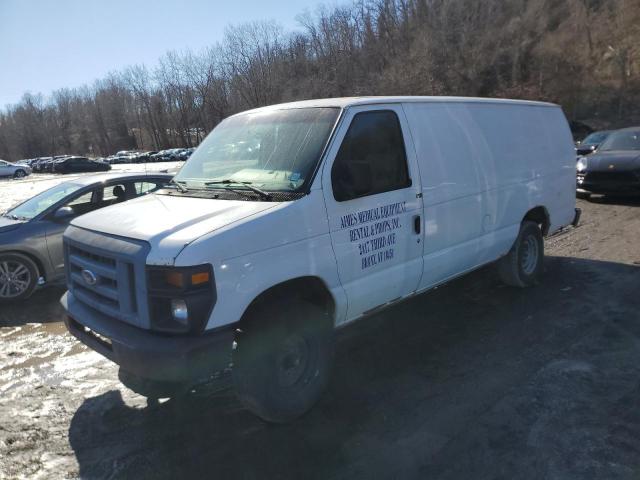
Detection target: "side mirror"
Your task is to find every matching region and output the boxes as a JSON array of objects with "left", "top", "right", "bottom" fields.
[{"left": 53, "top": 206, "right": 74, "bottom": 221}]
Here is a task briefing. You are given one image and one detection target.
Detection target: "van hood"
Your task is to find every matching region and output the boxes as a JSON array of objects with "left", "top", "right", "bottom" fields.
[{"left": 71, "top": 193, "right": 279, "bottom": 250}]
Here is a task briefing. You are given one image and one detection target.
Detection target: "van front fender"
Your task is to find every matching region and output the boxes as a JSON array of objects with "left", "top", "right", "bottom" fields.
[{"left": 206, "top": 233, "right": 347, "bottom": 330}]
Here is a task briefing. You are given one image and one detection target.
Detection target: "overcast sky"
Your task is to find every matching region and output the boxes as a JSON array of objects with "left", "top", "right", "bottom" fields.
[{"left": 0, "top": 0, "right": 323, "bottom": 109}]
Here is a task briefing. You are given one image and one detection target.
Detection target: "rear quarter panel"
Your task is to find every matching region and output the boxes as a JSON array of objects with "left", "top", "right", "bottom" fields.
[{"left": 405, "top": 101, "right": 574, "bottom": 271}]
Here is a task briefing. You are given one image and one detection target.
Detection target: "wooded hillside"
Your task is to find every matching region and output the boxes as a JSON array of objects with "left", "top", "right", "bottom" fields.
[{"left": 1, "top": 0, "right": 639, "bottom": 160}]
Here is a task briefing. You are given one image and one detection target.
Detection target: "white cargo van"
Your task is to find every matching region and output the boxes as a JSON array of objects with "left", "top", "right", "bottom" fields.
[{"left": 61, "top": 97, "right": 579, "bottom": 422}]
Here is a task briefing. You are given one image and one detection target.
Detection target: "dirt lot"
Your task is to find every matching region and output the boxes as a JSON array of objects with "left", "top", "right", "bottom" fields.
[{"left": 1, "top": 192, "right": 640, "bottom": 479}]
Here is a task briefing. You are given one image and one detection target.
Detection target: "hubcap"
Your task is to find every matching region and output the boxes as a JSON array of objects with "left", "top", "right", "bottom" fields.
[
  {"left": 276, "top": 334, "right": 310, "bottom": 388},
  {"left": 520, "top": 234, "right": 539, "bottom": 275},
  {"left": 0, "top": 261, "right": 31, "bottom": 298}
]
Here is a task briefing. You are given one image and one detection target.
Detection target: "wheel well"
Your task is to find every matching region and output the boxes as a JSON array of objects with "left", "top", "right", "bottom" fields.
[
  {"left": 523, "top": 206, "right": 550, "bottom": 236},
  {"left": 1, "top": 250, "right": 45, "bottom": 279},
  {"left": 241, "top": 277, "right": 336, "bottom": 323}
]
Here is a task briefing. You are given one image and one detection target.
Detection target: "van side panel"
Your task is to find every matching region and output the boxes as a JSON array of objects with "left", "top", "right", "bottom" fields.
[
  {"left": 403, "top": 101, "right": 575, "bottom": 290},
  {"left": 403, "top": 102, "right": 484, "bottom": 290},
  {"left": 471, "top": 104, "right": 575, "bottom": 264}
]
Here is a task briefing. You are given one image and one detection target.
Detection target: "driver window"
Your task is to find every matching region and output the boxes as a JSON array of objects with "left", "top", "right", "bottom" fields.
[{"left": 331, "top": 110, "right": 411, "bottom": 202}]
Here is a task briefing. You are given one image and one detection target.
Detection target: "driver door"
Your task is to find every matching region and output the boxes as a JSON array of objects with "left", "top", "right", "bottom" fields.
[{"left": 321, "top": 105, "right": 424, "bottom": 323}]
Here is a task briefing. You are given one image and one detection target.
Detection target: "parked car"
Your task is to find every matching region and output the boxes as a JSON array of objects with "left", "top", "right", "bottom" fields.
[
  {"left": 149, "top": 149, "right": 172, "bottom": 162},
  {"left": 576, "top": 126, "right": 640, "bottom": 197},
  {"left": 54, "top": 156, "right": 111, "bottom": 174},
  {"left": 40, "top": 156, "right": 71, "bottom": 173},
  {"left": 177, "top": 147, "right": 195, "bottom": 161},
  {"left": 0, "top": 159, "right": 32, "bottom": 178},
  {"left": 0, "top": 172, "right": 172, "bottom": 301},
  {"left": 60, "top": 96, "right": 578, "bottom": 422},
  {"left": 130, "top": 151, "right": 152, "bottom": 163},
  {"left": 32, "top": 158, "right": 52, "bottom": 172},
  {"left": 576, "top": 130, "right": 612, "bottom": 156},
  {"left": 105, "top": 155, "right": 130, "bottom": 164}
]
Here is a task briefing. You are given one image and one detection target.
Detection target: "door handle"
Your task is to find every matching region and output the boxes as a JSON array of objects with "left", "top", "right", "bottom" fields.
[{"left": 413, "top": 215, "right": 421, "bottom": 234}]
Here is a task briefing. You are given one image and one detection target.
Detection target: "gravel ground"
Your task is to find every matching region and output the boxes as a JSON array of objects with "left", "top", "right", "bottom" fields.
[{"left": 1, "top": 188, "right": 640, "bottom": 479}]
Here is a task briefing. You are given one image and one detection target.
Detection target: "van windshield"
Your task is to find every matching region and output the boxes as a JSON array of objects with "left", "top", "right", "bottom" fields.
[{"left": 175, "top": 107, "right": 339, "bottom": 192}]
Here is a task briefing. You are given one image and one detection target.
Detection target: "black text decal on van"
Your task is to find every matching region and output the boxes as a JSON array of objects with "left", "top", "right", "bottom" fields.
[{"left": 339, "top": 201, "right": 406, "bottom": 269}]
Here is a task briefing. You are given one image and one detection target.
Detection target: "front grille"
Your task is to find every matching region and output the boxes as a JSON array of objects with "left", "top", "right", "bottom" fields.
[{"left": 64, "top": 226, "right": 150, "bottom": 328}]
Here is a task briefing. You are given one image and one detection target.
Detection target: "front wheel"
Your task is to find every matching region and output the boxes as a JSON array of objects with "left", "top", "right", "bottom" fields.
[
  {"left": 232, "top": 299, "right": 334, "bottom": 423},
  {"left": 13, "top": 169, "right": 26, "bottom": 179},
  {"left": 497, "top": 220, "right": 544, "bottom": 288},
  {"left": 0, "top": 253, "right": 39, "bottom": 301}
]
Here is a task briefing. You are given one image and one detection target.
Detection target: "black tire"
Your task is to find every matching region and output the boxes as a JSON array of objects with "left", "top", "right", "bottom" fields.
[
  {"left": 497, "top": 220, "right": 544, "bottom": 288},
  {"left": 0, "top": 253, "right": 39, "bottom": 301},
  {"left": 13, "top": 169, "right": 26, "bottom": 179},
  {"left": 232, "top": 299, "right": 334, "bottom": 423}
]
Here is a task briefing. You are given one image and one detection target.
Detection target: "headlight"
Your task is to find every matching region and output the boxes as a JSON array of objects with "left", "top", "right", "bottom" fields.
[
  {"left": 576, "top": 157, "right": 588, "bottom": 173},
  {"left": 147, "top": 264, "right": 216, "bottom": 334}
]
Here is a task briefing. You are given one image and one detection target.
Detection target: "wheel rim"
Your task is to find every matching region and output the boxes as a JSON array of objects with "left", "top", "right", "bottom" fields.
[
  {"left": 520, "top": 234, "right": 539, "bottom": 275},
  {"left": 276, "top": 333, "right": 310, "bottom": 388},
  {"left": 0, "top": 260, "right": 31, "bottom": 298},
  {"left": 15, "top": 171, "right": 25, "bottom": 178}
]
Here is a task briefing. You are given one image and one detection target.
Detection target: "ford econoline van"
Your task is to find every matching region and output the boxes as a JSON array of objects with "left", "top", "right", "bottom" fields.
[{"left": 61, "top": 97, "right": 579, "bottom": 422}]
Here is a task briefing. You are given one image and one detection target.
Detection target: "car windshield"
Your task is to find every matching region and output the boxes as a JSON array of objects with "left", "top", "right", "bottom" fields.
[
  {"left": 598, "top": 130, "right": 640, "bottom": 151},
  {"left": 174, "top": 107, "right": 340, "bottom": 192},
  {"left": 582, "top": 131, "right": 609, "bottom": 145},
  {"left": 4, "top": 182, "right": 84, "bottom": 220}
]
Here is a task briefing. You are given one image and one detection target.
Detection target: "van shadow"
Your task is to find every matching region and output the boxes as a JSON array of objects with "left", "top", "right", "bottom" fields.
[
  {"left": 68, "top": 256, "right": 640, "bottom": 479},
  {"left": 0, "top": 286, "right": 66, "bottom": 327}
]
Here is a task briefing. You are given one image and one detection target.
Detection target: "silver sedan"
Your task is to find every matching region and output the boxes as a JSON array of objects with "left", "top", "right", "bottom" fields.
[
  {"left": 0, "top": 172, "right": 172, "bottom": 301},
  {"left": 0, "top": 159, "right": 32, "bottom": 178}
]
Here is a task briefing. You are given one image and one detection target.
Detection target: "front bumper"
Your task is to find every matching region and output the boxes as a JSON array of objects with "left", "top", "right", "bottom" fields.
[
  {"left": 577, "top": 171, "right": 640, "bottom": 195},
  {"left": 61, "top": 291, "right": 235, "bottom": 387}
]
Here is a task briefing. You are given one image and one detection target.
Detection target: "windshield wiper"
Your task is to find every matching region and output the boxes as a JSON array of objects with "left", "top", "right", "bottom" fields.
[
  {"left": 204, "top": 180, "right": 272, "bottom": 200},
  {"left": 168, "top": 179, "right": 188, "bottom": 193}
]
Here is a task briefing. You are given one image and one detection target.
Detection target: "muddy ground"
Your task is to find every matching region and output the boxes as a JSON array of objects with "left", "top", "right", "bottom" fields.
[{"left": 1, "top": 194, "right": 640, "bottom": 479}]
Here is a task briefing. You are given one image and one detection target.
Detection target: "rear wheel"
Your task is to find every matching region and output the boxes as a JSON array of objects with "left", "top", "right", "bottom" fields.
[
  {"left": 497, "top": 220, "right": 544, "bottom": 287},
  {"left": 0, "top": 253, "right": 38, "bottom": 301},
  {"left": 232, "top": 299, "right": 334, "bottom": 423}
]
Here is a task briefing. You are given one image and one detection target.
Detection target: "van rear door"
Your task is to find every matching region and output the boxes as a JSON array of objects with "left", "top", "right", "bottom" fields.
[{"left": 321, "top": 104, "right": 424, "bottom": 321}]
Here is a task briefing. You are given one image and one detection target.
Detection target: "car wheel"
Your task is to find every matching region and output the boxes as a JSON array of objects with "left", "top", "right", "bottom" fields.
[
  {"left": 233, "top": 299, "right": 334, "bottom": 423},
  {"left": 497, "top": 220, "right": 544, "bottom": 288},
  {"left": 0, "top": 253, "right": 39, "bottom": 301},
  {"left": 13, "top": 169, "right": 26, "bottom": 179}
]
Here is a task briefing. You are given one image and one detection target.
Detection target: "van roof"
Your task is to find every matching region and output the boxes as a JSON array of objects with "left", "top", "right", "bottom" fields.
[{"left": 240, "top": 96, "right": 559, "bottom": 115}]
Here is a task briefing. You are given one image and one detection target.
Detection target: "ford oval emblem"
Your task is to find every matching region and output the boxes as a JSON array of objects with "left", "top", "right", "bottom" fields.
[{"left": 81, "top": 269, "right": 97, "bottom": 286}]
